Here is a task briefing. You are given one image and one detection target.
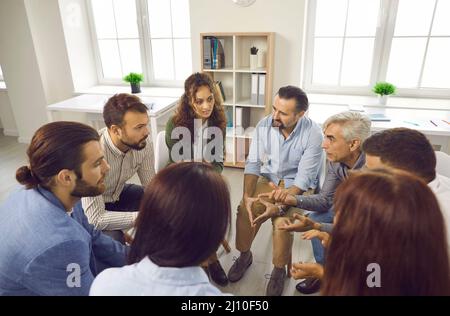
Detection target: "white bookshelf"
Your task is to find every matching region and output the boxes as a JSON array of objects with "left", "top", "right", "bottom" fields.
[{"left": 201, "top": 32, "right": 274, "bottom": 168}]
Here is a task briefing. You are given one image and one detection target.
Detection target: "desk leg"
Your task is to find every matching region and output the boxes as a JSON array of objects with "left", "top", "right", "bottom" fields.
[{"left": 150, "top": 116, "right": 158, "bottom": 146}]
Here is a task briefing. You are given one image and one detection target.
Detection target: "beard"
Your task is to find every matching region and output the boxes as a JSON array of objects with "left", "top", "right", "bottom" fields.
[
  {"left": 120, "top": 136, "right": 147, "bottom": 151},
  {"left": 272, "top": 119, "right": 285, "bottom": 129},
  {"left": 71, "top": 177, "right": 105, "bottom": 198}
]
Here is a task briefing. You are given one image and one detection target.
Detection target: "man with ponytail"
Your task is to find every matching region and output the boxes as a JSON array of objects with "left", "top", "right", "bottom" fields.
[{"left": 0, "top": 121, "right": 127, "bottom": 296}]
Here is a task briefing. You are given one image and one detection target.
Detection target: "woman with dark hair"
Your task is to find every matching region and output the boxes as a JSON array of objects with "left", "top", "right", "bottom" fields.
[
  {"left": 321, "top": 169, "right": 450, "bottom": 296},
  {"left": 166, "top": 72, "right": 227, "bottom": 173},
  {"left": 90, "top": 162, "right": 231, "bottom": 296},
  {"left": 164, "top": 72, "right": 229, "bottom": 285}
]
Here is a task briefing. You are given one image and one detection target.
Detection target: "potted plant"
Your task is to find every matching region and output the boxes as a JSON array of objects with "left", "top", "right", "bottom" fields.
[
  {"left": 123, "top": 72, "right": 143, "bottom": 94},
  {"left": 373, "top": 82, "right": 396, "bottom": 105},
  {"left": 250, "top": 46, "right": 258, "bottom": 69}
]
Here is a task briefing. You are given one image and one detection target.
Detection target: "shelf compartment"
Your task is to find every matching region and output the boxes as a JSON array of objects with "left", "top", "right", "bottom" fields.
[
  {"left": 235, "top": 35, "right": 268, "bottom": 70},
  {"left": 201, "top": 35, "right": 233, "bottom": 70}
]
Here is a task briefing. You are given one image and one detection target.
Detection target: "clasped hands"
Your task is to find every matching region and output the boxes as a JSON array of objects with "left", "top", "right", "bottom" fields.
[{"left": 244, "top": 182, "right": 307, "bottom": 228}]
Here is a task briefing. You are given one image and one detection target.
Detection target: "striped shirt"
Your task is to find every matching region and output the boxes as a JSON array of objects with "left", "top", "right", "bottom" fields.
[{"left": 81, "top": 127, "right": 155, "bottom": 231}]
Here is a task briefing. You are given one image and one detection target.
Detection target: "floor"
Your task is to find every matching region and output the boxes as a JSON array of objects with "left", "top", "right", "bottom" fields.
[{"left": 0, "top": 132, "right": 315, "bottom": 296}]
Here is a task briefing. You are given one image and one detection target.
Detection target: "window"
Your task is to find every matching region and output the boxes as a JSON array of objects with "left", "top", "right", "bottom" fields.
[
  {"left": 304, "top": 0, "right": 450, "bottom": 98},
  {"left": 88, "top": 0, "right": 192, "bottom": 86}
]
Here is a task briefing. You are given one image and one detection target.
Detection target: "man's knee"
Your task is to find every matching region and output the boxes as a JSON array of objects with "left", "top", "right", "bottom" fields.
[{"left": 272, "top": 216, "right": 293, "bottom": 230}]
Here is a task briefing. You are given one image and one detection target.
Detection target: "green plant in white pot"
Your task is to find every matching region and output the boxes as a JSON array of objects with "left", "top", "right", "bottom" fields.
[
  {"left": 373, "top": 82, "right": 396, "bottom": 105},
  {"left": 123, "top": 72, "right": 143, "bottom": 94}
]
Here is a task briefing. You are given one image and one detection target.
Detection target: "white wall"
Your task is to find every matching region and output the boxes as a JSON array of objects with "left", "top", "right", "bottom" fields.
[
  {"left": 0, "top": 0, "right": 78, "bottom": 143},
  {"left": 0, "top": 0, "right": 308, "bottom": 142},
  {"left": 0, "top": 0, "right": 49, "bottom": 143},
  {"left": 25, "top": 0, "right": 74, "bottom": 104},
  {"left": 190, "top": 0, "right": 307, "bottom": 98},
  {"left": 0, "top": 91, "right": 18, "bottom": 136}
]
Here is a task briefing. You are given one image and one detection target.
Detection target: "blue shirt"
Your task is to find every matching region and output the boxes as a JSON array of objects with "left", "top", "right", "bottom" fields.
[
  {"left": 245, "top": 115, "right": 324, "bottom": 190},
  {"left": 90, "top": 256, "right": 230, "bottom": 296},
  {"left": 0, "top": 186, "right": 127, "bottom": 296}
]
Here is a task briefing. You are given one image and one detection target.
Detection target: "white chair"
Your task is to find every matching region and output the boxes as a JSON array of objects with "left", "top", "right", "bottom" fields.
[
  {"left": 154, "top": 131, "right": 169, "bottom": 173},
  {"left": 435, "top": 151, "right": 450, "bottom": 178}
]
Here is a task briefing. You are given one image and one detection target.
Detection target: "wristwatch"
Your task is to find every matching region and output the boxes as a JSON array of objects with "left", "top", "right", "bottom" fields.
[{"left": 277, "top": 205, "right": 287, "bottom": 216}]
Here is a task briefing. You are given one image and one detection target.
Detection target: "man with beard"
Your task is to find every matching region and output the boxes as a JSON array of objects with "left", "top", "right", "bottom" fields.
[
  {"left": 227, "top": 86, "right": 324, "bottom": 296},
  {"left": 0, "top": 122, "right": 127, "bottom": 295},
  {"left": 82, "top": 94, "right": 155, "bottom": 242}
]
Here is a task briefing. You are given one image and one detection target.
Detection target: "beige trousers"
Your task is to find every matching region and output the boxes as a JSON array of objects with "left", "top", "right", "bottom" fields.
[{"left": 235, "top": 177, "right": 308, "bottom": 269}]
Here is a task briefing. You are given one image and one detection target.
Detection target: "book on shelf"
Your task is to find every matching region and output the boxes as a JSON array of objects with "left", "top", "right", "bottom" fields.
[
  {"left": 225, "top": 106, "right": 233, "bottom": 128},
  {"left": 203, "top": 37, "right": 225, "bottom": 69},
  {"left": 213, "top": 81, "right": 226, "bottom": 104},
  {"left": 217, "top": 81, "right": 226, "bottom": 102}
]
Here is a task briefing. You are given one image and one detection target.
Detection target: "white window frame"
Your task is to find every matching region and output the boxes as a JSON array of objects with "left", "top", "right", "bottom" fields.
[
  {"left": 303, "top": 0, "right": 450, "bottom": 99},
  {"left": 86, "top": 0, "right": 189, "bottom": 87}
]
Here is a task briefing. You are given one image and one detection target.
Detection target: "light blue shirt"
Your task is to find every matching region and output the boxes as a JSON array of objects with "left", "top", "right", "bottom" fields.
[
  {"left": 245, "top": 115, "right": 324, "bottom": 190},
  {"left": 0, "top": 186, "right": 127, "bottom": 296},
  {"left": 90, "top": 256, "right": 230, "bottom": 296}
]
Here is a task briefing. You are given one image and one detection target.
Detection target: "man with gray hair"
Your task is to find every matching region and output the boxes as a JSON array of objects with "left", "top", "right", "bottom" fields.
[{"left": 261, "top": 111, "right": 371, "bottom": 294}]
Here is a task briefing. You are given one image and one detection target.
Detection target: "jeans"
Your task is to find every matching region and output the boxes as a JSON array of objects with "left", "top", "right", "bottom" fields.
[
  {"left": 308, "top": 208, "right": 334, "bottom": 265},
  {"left": 102, "top": 184, "right": 144, "bottom": 244},
  {"left": 105, "top": 184, "right": 144, "bottom": 212}
]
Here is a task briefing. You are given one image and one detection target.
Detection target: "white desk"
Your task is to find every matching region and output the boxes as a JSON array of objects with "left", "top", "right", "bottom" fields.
[
  {"left": 47, "top": 94, "right": 178, "bottom": 146},
  {"left": 307, "top": 103, "right": 450, "bottom": 152}
]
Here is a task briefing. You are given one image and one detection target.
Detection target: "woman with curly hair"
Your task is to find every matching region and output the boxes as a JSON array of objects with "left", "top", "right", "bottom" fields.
[
  {"left": 166, "top": 72, "right": 227, "bottom": 173},
  {"left": 165, "top": 72, "right": 229, "bottom": 286}
]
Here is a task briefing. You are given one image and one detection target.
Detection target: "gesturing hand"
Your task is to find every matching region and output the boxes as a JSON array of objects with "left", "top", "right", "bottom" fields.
[
  {"left": 244, "top": 195, "right": 259, "bottom": 226},
  {"left": 257, "top": 182, "right": 297, "bottom": 206},
  {"left": 301, "top": 229, "right": 330, "bottom": 248},
  {"left": 290, "top": 262, "right": 324, "bottom": 280},
  {"left": 251, "top": 198, "right": 280, "bottom": 227},
  {"left": 278, "top": 213, "right": 317, "bottom": 232}
]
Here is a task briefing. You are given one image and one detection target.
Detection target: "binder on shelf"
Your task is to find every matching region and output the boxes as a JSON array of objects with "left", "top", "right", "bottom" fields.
[
  {"left": 235, "top": 107, "right": 250, "bottom": 129},
  {"left": 202, "top": 37, "right": 225, "bottom": 69},
  {"left": 251, "top": 73, "right": 259, "bottom": 105},
  {"left": 203, "top": 37, "right": 212, "bottom": 69},
  {"left": 257, "top": 74, "right": 265, "bottom": 106}
]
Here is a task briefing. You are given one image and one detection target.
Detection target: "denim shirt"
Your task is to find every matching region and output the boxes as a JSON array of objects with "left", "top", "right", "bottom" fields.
[
  {"left": 245, "top": 115, "right": 324, "bottom": 190},
  {"left": 0, "top": 186, "right": 127, "bottom": 296}
]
